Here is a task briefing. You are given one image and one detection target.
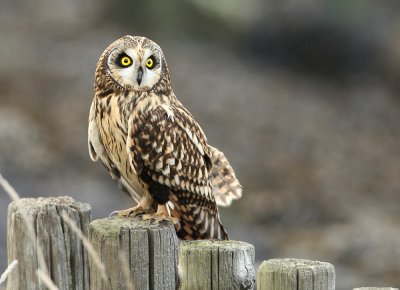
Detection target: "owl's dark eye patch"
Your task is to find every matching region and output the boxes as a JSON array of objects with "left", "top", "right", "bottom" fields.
[
  {"left": 145, "top": 55, "right": 158, "bottom": 70},
  {"left": 116, "top": 53, "right": 132, "bottom": 68}
]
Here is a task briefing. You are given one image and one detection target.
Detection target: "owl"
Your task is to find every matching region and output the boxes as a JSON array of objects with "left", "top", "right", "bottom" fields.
[{"left": 88, "top": 36, "right": 242, "bottom": 240}]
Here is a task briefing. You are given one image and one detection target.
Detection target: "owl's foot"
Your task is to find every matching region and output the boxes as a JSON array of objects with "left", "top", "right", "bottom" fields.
[
  {"left": 141, "top": 213, "right": 180, "bottom": 225},
  {"left": 109, "top": 205, "right": 145, "bottom": 218},
  {"left": 141, "top": 205, "right": 180, "bottom": 229}
]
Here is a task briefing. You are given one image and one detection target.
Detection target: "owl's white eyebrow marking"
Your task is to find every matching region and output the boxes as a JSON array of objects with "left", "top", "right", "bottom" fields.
[{"left": 125, "top": 48, "right": 138, "bottom": 61}]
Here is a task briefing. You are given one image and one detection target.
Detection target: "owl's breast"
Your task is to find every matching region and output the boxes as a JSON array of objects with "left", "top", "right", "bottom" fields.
[{"left": 95, "top": 96, "right": 145, "bottom": 202}]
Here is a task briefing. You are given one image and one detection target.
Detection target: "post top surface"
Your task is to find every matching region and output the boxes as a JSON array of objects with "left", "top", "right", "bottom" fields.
[
  {"left": 259, "top": 258, "right": 335, "bottom": 272},
  {"left": 9, "top": 196, "right": 91, "bottom": 212}
]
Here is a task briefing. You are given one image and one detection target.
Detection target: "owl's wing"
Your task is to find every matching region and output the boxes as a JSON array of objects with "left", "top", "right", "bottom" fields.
[
  {"left": 127, "top": 104, "right": 228, "bottom": 240},
  {"left": 88, "top": 99, "right": 103, "bottom": 161},
  {"left": 208, "top": 145, "right": 242, "bottom": 206}
]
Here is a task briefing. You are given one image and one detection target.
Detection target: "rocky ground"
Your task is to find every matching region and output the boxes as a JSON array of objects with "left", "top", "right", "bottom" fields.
[{"left": 1, "top": 1, "right": 400, "bottom": 289}]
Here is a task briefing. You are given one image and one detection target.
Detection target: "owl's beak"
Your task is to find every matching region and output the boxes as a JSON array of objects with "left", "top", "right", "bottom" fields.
[{"left": 136, "top": 67, "right": 143, "bottom": 86}]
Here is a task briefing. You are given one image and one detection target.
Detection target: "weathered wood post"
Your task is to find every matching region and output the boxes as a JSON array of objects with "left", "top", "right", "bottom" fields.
[
  {"left": 257, "top": 258, "right": 335, "bottom": 290},
  {"left": 88, "top": 217, "right": 179, "bottom": 290},
  {"left": 178, "top": 240, "right": 256, "bottom": 290},
  {"left": 7, "top": 196, "right": 91, "bottom": 290}
]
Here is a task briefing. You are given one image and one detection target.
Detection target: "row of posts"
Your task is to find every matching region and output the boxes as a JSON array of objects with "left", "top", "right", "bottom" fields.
[{"left": 4, "top": 197, "right": 396, "bottom": 290}]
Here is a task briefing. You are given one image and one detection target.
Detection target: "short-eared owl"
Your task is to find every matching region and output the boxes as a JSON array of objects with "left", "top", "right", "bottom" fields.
[{"left": 88, "top": 35, "right": 242, "bottom": 240}]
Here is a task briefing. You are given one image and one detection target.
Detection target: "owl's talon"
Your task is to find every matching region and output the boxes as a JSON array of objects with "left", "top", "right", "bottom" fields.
[
  {"left": 109, "top": 206, "right": 145, "bottom": 218},
  {"left": 130, "top": 211, "right": 145, "bottom": 218},
  {"left": 109, "top": 211, "right": 119, "bottom": 218},
  {"left": 139, "top": 213, "right": 181, "bottom": 231},
  {"left": 142, "top": 213, "right": 180, "bottom": 225}
]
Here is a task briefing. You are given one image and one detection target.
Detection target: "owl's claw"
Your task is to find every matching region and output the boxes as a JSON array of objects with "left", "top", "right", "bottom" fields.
[
  {"left": 109, "top": 206, "right": 145, "bottom": 218},
  {"left": 109, "top": 211, "right": 118, "bottom": 218},
  {"left": 141, "top": 213, "right": 179, "bottom": 225},
  {"left": 141, "top": 205, "right": 181, "bottom": 231}
]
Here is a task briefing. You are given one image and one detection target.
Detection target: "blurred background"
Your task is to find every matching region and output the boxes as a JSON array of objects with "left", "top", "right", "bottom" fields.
[{"left": 1, "top": 0, "right": 400, "bottom": 288}]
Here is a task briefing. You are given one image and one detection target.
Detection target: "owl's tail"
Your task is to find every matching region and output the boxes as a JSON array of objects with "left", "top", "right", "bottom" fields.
[
  {"left": 176, "top": 208, "right": 228, "bottom": 240},
  {"left": 208, "top": 146, "right": 242, "bottom": 207},
  {"left": 167, "top": 196, "right": 228, "bottom": 240}
]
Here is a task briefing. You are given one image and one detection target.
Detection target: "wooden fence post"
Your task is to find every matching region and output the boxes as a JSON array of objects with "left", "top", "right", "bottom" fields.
[
  {"left": 257, "top": 258, "right": 335, "bottom": 290},
  {"left": 7, "top": 196, "right": 91, "bottom": 290},
  {"left": 178, "top": 240, "right": 255, "bottom": 290},
  {"left": 88, "top": 217, "right": 179, "bottom": 290}
]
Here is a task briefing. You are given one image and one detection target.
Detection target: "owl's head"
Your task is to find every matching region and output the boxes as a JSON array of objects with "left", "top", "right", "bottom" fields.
[{"left": 95, "top": 36, "right": 171, "bottom": 96}]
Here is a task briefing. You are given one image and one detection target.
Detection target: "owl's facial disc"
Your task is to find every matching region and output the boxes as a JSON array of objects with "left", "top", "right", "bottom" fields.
[{"left": 108, "top": 46, "right": 163, "bottom": 91}]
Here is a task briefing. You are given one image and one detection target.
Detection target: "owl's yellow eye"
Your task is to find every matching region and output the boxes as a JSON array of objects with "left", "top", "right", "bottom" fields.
[
  {"left": 120, "top": 56, "right": 132, "bottom": 67},
  {"left": 145, "top": 57, "right": 154, "bottom": 69}
]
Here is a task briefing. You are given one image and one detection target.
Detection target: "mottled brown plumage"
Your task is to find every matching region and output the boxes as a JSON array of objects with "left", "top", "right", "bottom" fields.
[{"left": 88, "top": 35, "right": 242, "bottom": 240}]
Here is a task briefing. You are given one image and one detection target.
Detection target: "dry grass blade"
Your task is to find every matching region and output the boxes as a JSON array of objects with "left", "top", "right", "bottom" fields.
[
  {"left": 60, "top": 211, "right": 107, "bottom": 282},
  {"left": 37, "top": 269, "right": 59, "bottom": 290},
  {"left": 119, "top": 252, "right": 134, "bottom": 290},
  {"left": 0, "top": 174, "right": 20, "bottom": 201},
  {"left": 0, "top": 260, "right": 18, "bottom": 285},
  {"left": 0, "top": 174, "right": 55, "bottom": 288}
]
